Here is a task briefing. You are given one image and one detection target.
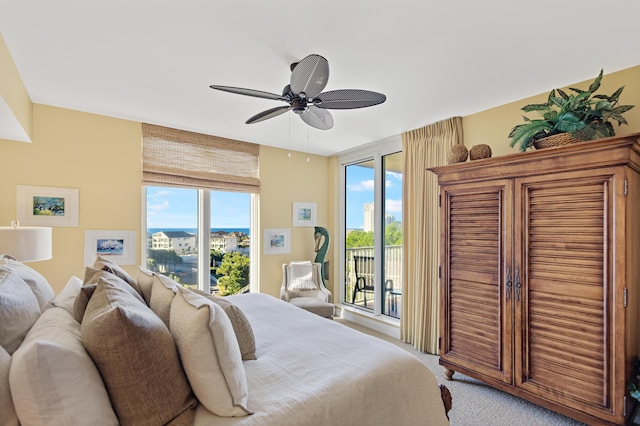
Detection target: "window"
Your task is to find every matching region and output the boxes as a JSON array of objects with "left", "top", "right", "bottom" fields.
[
  {"left": 146, "top": 186, "right": 198, "bottom": 287},
  {"left": 341, "top": 137, "right": 402, "bottom": 319},
  {"left": 141, "top": 124, "right": 259, "bottom": 294},
  {"left": 382, "top": 152, "right": 403, "bottom": 318},
  {"left": 345, "top": 160, "right": 375, "bottom": 310},
  {"left": 144, "top": 187, "right": 254, "bottom": 294}
]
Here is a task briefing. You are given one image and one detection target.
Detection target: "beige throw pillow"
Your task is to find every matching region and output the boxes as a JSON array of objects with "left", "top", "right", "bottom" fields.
[
  {"left": 170, "top": 288, "right": 251, "bottom": 417},
  {"left": 75, "top": 269, "right": 144, "bottom": 323},
  {"left": 92, "top": 255, "right": 143, "bottom": 299},
  {"left": 191, "top": 288, "right": 257, "bottom": 360},
  {"left": 81, "top": 277, "right": 196, "bottom": 425},
  {"left": 149, "top": 273, "right": 180, "bottom": 328},
  {"left": 136, "top": 266, "right": 155, "bottom": 305}
]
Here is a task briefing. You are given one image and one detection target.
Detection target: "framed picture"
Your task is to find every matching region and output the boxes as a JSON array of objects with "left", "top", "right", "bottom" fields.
[
  {"left": 263, "top": 228, "right": 291, "bottom": 255},
  {"left": 17, "top": 185, "right": 79, "bottom": 227},
  {"left": 84, "top": 230, "right": 136, "bottom": 266},
  {"left": 292, "top": 202, "right": 317, "bottom": 227}
]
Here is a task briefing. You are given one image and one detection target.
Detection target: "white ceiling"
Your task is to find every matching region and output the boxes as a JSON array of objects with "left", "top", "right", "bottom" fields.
[{"left": 1, "top": 1, "right": 639, "bottom": 156}]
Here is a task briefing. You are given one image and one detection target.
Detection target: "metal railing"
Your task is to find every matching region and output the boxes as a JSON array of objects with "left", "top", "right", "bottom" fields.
[{"left": 345, "top": 245, "right": 402, "bottom": 318}]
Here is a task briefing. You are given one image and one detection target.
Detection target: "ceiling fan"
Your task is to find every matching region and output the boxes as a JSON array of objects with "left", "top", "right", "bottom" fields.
[{"left": 210, "top": 54, "right": 386, "bottom": 130}]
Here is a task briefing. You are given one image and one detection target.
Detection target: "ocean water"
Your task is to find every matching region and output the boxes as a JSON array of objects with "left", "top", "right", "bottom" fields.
[{"left": 148, "top": 228, "right": 250, "bottom": 235}]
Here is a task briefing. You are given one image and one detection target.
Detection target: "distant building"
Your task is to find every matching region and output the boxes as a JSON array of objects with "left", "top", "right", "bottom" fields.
[
  {"left": 151, "top": 231, "right": 197, "bottom": 255},
  {"left": 364, "top": 203, "right": 396, "bottom": 232},
  {"left": 385, "top": 214, "right": 396, "bottom": 225},
  {"left": 364, "top": 203, "right": 374, "bottom": 232},
  {"left": 210, "top": 231, "right": 238, "bottom": 253}
]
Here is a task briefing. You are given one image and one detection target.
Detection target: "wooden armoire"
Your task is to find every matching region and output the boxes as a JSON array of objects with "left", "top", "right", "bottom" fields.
[{"left": 429, "top": 133, "right": 640, "bottom": 425}]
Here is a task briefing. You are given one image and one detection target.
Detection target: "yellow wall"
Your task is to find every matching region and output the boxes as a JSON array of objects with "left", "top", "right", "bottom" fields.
[
  {"left": 258, "top": 147, "right": 331, "bottom": 297},
  {"left": 0, "top": 102, "right": 331, "bottom": 296},
  {"left": 463, "top": 66, "right": 640, "bottom": 157},
  {"left": 1, "top": 104, "right": 142, "bottom": 291}
]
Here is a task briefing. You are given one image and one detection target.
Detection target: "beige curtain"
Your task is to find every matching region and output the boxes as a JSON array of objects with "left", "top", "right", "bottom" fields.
[
  {"left": 142, "top": 123, "right": 260, "bottom": 193},
  {"left": 401, "top": 117, "right": 463, "bottom": 354}
]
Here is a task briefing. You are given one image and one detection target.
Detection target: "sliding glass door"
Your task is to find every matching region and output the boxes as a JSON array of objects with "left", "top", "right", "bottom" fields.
[{"left": 342, "top": 144, "right": 402, "bottom": 319}]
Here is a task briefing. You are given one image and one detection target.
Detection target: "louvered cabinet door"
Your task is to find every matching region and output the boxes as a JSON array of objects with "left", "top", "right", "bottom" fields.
[
  {"left": 513, "top": 169, "right": 623, "bottom": 422},
  {"left": 439, "top": 180, "right": 513, "bottom": 384}
]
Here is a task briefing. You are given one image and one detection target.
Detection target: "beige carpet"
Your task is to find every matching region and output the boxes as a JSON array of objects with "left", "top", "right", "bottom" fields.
[{"left": 335, "top": 318, "right": 586, "bottom": 426}]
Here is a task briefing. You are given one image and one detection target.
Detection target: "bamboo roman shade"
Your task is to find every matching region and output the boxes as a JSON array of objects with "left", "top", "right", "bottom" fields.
[{"left": 142, "top": 123, "right": 260, "bottom": 193}]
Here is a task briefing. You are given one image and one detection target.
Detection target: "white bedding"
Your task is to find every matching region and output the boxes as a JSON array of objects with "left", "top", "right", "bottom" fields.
[{"left": 194, "top": 293, "right": 449, "bottom": 426}]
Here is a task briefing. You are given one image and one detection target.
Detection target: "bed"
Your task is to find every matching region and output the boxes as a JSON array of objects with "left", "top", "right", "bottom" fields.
[
  {"left": 195, "top": 293, "right": 450, "bottom": 425},
  {"left": 1, "top": 256, "right": 450, "bottom": 426}
]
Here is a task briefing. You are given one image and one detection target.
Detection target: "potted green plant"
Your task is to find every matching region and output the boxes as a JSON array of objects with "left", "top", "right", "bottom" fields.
[{"left": 508, "top": 69, "right": 635, "bottom": 152}]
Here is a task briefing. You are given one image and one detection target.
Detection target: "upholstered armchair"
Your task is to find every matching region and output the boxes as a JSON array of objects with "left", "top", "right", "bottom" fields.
[{"left": 280, "top": 261, "right": 333, "bottom": 318}]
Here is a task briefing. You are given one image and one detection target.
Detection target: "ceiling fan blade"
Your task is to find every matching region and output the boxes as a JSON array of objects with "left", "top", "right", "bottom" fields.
[
  {"left": 246, "top": 105, "right": 292, "bottom": 124},
  {"left": 300, "top": 106, "right": 334, "bottom": 130},
  {"left": 314, "top": 89, "right": 386, "bottom": 110},
  {"left": 290, "top": 54, "right": 329, "bottom": 99},
  {"left": 210, "top": 85, "right": 287, "bottom": 102}
]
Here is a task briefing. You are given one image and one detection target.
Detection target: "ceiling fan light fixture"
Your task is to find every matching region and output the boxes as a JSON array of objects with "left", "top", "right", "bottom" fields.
[{"left": 210, "top": 54, "right": 385, "bottom": 130}]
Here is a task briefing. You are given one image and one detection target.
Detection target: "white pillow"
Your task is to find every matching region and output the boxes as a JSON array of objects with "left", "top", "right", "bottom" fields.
[
  {"left": 149, "top": 273, "right": 180, "bottom": 328},
  {"left": 0, "top": 346, "right": 18, "bottom": 426},
  {"left": 170, "top": 287, "right": 251, "bottom": 417},
  {"left": 0, "top": 269, "right": 41, "bottom": 354},
  {"left": 9, "top": 306, "right": 118, "bottom": 425},
  {"left": 49, "top": 276, "right": 83, "bottom": 315},
  {"left": 287, "top": 261, "right": 317, "bottom": 291},
  {"left": 0, "top": 257, "right": 54, "bottom": 311}
]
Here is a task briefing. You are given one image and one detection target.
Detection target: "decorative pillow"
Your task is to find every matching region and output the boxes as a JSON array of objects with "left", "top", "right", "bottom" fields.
[
  {"left": 49, "top": 275, "right": 83, "bottom": 315},
  {"left": 75, "top": 269, "right": 144, "bottom": 323},
  {"left": 0, "top": 257, "right": 54, "bottom": 311},
  {"left": 9, "top": 306, "right": 118, "bottom": 425},
  {"left": 92, "top": 255, "right": 143, "bottom": 299},
  {"left": 191, "top": 288, "right": 257, "bottom": 360},
  {"left": 81, "top": 277, "right": 196, "bottom": 425},
  {"left": 287, "top": 261, "right": 318, "bottom": 291},
  {"left": 170, "top": 287, "right": 251, "bottom": 417},
  {"left": 149, "top": 273, "right": 181, "bottom": 328},
  {"left": 0, "top": 346, "right": 18, "bottom": 426},
  {"left": 136, "top": 266, "right": 155, "bottom": 305},
  {"left": 0, "top": 269, "right": 41, "bottom": 354},
  {"left": 73, "top": 284, "right": 97, "bottom": 323}
]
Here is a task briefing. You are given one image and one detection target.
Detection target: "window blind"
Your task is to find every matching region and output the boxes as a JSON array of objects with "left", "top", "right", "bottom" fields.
[{"left": 142, "top": 123, "right": 260, "bottom": 193}]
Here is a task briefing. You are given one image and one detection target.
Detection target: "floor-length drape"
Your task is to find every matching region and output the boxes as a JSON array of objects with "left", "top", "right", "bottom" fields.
[{"left": 401, "top": 117, "right": 463, "bottom": 353}]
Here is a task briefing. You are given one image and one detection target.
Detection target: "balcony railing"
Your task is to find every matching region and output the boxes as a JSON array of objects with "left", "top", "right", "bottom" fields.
[{"left": 345, "top": 245, "right": 402, "bottom": 318}]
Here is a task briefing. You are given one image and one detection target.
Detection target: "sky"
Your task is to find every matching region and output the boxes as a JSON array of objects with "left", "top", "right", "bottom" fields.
[
  {"left": 146, "top": 187, "right": 250, "bottom": 229},
  {"left": 145, "top": 166, "right": 402, "bottom": 230},
  {"left": 345, "top": 164, "right": 402, "bottom": 229}
]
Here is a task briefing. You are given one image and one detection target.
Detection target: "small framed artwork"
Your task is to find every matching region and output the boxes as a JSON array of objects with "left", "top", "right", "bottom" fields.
[
  {"left": 17, "top": 185, "right": 79, "bottom": 227},
  {"left": 84, "top": 230, "right": 136, "bottom": 266},
  {"left": 264, "top": 228, "right": 291, "bottom": 255},
  {"left": 292, "top": 202, "right": 317, "bottom": 227}
]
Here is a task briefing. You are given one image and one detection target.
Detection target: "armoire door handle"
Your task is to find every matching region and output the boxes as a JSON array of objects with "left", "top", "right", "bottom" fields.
[
  {"left": 505, "top": 267, "right": 512, "bottom": 300},
  {"left": 514, "top": 267, "right": 521, "bottom": 302}
]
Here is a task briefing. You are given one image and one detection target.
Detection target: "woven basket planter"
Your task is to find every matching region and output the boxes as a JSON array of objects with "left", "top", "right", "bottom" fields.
[{"left": 532, "top": 132, "right": 582, "bottom": 150}]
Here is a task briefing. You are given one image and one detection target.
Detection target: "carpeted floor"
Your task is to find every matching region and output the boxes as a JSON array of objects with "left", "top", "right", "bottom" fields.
[{"left": 335, "top": 318, "right": 586, "bottom": 426}]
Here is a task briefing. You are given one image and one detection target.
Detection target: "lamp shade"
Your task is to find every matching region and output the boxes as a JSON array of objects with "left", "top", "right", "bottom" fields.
[{"left": 0, "top": 226, "right": 52, "bottom": 262}]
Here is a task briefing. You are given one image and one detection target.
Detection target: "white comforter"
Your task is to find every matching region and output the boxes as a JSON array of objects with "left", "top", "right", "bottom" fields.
[{"left": 194, "top": 293, "right": 449, "bottom": 426}]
